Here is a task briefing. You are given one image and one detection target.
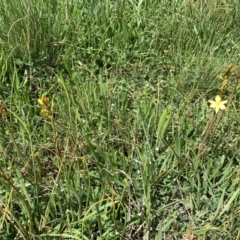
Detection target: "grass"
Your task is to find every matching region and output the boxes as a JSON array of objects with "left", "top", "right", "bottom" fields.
[{"left": 0, "top": 0, "right": 240, "bottom": 239}]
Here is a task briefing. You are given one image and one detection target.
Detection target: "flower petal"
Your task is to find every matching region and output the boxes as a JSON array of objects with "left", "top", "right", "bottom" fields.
[
  {"left": 219, "top": 104, "right": 226, "bottom": 110},
  {"left": 215, "top": 95, "right": 221, "bottom": 102},
  {"left": 215, "top": 107, "right": 220, "bottom": 113},
  {"left": 208, "top": 100, "right": 216, "bottom": 108},
  {"left": 38, "top": 98, "right": 44, "bottom": 105}
]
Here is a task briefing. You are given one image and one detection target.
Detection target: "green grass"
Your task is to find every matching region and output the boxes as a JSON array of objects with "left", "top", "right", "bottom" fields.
[{"left": 0, "top": 0, "right": 240, "bottom": 239}]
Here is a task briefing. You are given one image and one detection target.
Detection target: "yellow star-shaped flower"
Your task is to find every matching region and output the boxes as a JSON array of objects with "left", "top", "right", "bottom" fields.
[{"left": 208, "top": 95, "right": 227, "bottom": 113}]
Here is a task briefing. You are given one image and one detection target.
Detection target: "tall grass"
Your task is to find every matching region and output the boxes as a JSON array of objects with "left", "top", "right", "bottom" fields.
[{"left": 0, "top": 0, "right": 239, "bottom": 239}]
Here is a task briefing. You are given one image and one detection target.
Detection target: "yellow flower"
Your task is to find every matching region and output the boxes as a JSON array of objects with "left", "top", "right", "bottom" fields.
[
  {"left": 220, "top": 78, "right": 228, "bottom": 94},
  {"left": 38, "top": 95, "right": 50, "bottom": 106},
  {"left": 208, "top": 95, "right": 228, "bottom": 113},
  {"left": 40, "top": 109, "right": 53, "bottom": 119}
]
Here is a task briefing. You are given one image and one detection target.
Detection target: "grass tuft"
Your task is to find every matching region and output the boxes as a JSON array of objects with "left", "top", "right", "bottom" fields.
[{"left": 0, "top": 1, "right": 240, "bottom": 239}]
